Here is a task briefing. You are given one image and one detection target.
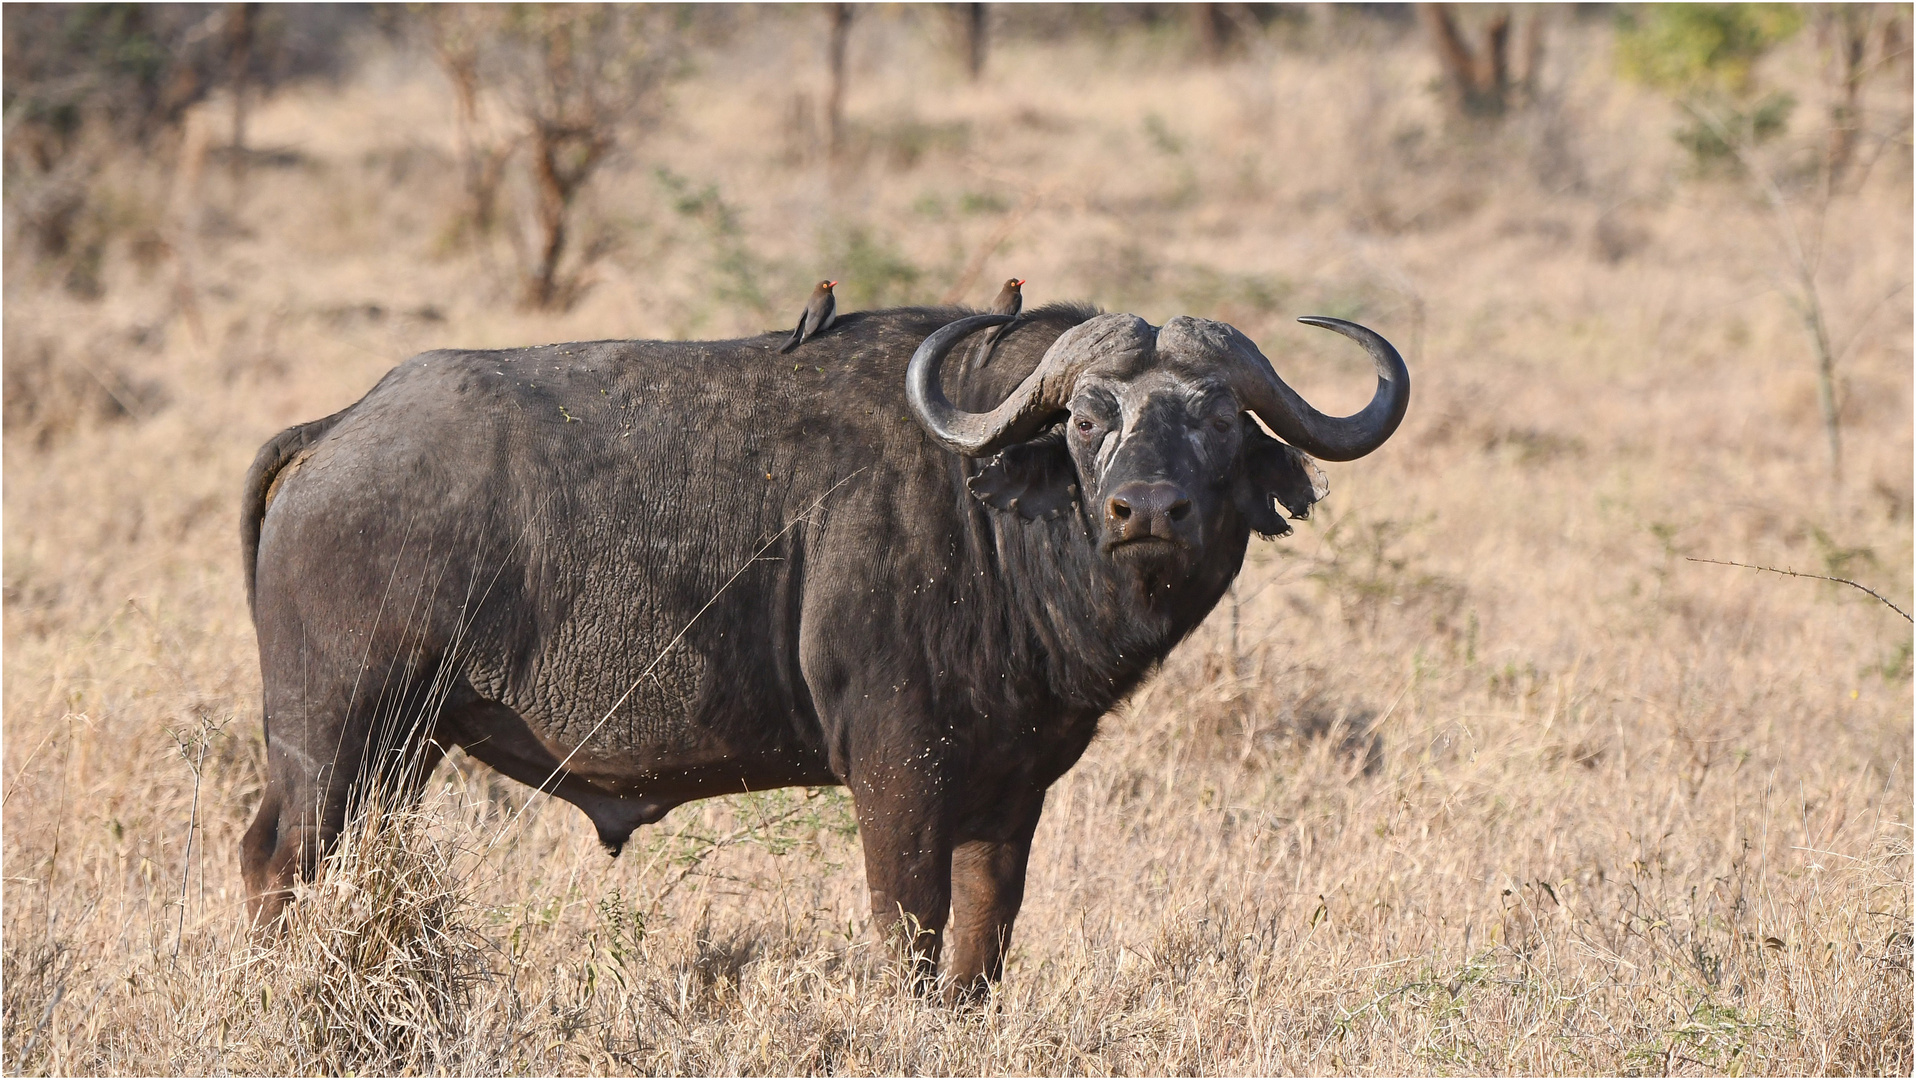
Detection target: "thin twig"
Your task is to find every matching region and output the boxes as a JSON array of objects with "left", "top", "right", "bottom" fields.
[
  {"left": 71, "top": 355, "right": 151, "bottom": 422},
  {"left": 17, "top": 972, "right": 68, "bottom": 1067},
  {"left": 0, "top": 724, "right": 63, "bottom": 810},
  {"left": 173, "top": 732, "right": 207, "bottom": 959},
  {"left": 647, "top": 801, "right": 816, "bottom": 908},
  {"left": 1686, "top": 556, "right": 1911, "bottom": 622},
  {"left": 1834, "top": 278, "right": 1912, "bottom": 365},
  {"left": 1681, "top": 99, "right": 1845, "bottom": 480}
]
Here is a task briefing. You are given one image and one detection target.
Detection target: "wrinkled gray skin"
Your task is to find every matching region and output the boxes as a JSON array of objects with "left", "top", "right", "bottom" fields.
[{"left": 240, "top": 303, "right": 1406, "bottom": 1001}]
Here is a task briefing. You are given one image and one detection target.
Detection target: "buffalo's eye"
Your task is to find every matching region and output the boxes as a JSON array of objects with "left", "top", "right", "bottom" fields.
[
  {"left": 1076, "top": 418, "right": 1097, "bottom": 436},
  {"left": 1209, "top": 416, "right": 1234, "bottom": 434}
]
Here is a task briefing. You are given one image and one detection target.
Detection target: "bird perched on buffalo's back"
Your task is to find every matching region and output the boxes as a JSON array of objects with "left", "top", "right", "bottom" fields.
[
  {"left": 990, "top": 277, "right": 1025, "bottom": 322},
  {"left": 973, "top": 277, "right": 1025, "bottom": 370},
  {"left": 779, "top": 280, "right": 837, "bottom": 353}
]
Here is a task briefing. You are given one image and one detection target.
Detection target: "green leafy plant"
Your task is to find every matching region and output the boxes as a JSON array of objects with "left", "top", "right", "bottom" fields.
[{"left": 1615, "top": 4, "right": 1803, "bottom": 165}]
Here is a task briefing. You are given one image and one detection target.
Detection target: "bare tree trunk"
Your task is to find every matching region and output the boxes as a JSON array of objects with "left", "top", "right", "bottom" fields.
[
  {"left": 1484, "top": 12, "right": 1510, "bottom": 98},
  {"left": 521, "top": 11, "right": 612, "bottom": 311},
  {"left": 528, "top": 129, "right": 567, "bottom": 310},
  {"left": 1419, "top": 2, "right": 1518, "bottom": 118},
  {"left": 1421, "top": 3, "right": 1478, "bottom": 107},
  {"left": 1806, "top": 292, "right": 1842, "bottom": 481},
  {"left": 1195, "top": 3, "right": 1229, "bottom": 63},
  {"left": 961, "top": 3, "right": 987, "bottom": 80},
  {"left": 454, "top": 69, "right": 509, "bottom": 238},
  {"left": 826, "top": 4, "right": 853, "bottom": 159},
  {"left": 1691, "top": 102, "right": 1846, "bottom": 484},
  {"left": 1517, "top": 7, "right": 1544, "bottom": 100},
  {"left": 444, "top": 48, "right": 485, "bottom": 215},
  {"left": 525, "top": 117, "right": 610, "bottom": 310},
  {"left": 226, "top": 2, "right": 257, "bottom": 180},
  {"left": 1884, "top": 10, "right": 1910, "bottom": 72},
  {"left": 426, "top": 11, "right": 512, "bottom": 241},
  {"left": 1824, "top": 5, "right": 1873, "bottom": 189}
]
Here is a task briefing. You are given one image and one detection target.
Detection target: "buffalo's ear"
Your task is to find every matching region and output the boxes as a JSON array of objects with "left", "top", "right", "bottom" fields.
[
  {"left": 1235, "top": 423, "right": 1328, "bottom": 538},
  {"left": 968, "top": 429, "right": 1080, "bottom": 521}
]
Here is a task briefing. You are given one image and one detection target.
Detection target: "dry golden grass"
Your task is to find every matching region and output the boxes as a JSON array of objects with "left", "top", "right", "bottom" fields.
[{"left": 4, "top": 10, "right": 1910, "bottom": 1075}]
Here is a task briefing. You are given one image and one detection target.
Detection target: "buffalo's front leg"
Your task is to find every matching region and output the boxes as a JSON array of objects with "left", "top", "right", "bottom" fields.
[
  {"left": 945, "top": 790, "right": 1045, "bottom": 1002},
  {"left": 848, "top": 738, "right": 955, "bottom": 988}
]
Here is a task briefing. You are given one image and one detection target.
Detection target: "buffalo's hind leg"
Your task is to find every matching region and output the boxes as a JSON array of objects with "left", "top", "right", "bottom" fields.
[
  {"left": 241, "top": 727, "right": 446, "bottom": 929},
  {"left": 241, "top": 739, "right": 351, "bottom": 930},
  {"left": 240, "top": 780, "right": 292, "bottom": 923},
  {"left": 241, "top": 644, "right": 450, "bottom": 929}
]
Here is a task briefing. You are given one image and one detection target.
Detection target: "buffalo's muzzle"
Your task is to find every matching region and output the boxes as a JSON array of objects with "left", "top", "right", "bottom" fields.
[{"left": 1103, "top": 480, "right": 1193, "bottom": 550}]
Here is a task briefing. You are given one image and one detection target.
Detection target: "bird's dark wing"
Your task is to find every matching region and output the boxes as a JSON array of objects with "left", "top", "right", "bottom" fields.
[{"left": 984, "top": 312, "right": 1019, "bottom": 349}]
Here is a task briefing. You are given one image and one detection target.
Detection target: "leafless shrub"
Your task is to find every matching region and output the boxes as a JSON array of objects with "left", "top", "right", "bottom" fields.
[
  {"left": 418, "top": 4, "right": 686, "bottom": 310},
  {"left": 420, "top": 6, "right": 517, "bottom": 248}
]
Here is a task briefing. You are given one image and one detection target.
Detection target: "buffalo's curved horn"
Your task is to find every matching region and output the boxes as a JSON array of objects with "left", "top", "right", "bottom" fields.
[
  {"left": 907, "top": 314, "right": 1016, "bottom": 456},
  {"left": 907, "top": 312, "right": 1150, "bottom": 457},
  {"left": 1229, "top": 316, "right": 1410, "bottom": 462}
]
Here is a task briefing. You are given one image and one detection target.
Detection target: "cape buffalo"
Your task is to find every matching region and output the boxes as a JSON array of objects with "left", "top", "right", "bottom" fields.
[{"left": 239, "top": 303, "right": 1409, "bottom": 999}]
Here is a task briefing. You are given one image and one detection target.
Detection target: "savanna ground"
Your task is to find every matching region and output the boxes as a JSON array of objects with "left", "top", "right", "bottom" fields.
[{"left": 3, "top": 6, "right": 1911, "bottom": 1074}]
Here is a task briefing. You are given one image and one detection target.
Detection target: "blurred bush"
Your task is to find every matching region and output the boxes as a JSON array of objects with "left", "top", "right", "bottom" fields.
[
  {"left": 1614, "top": 3, "right": 1804, "bottom": 166},
  {"left": 1, "top": 328, "right": 168, "bottom": 448},
  {"left": 1615, "top": 3, "right": 1803, "bottom": 94},
  {"left": 3, "top": 3, "right": 366, "bottom": 287},
  {"left": 2, "top": 2, "right": 365, "bottom": 169}
]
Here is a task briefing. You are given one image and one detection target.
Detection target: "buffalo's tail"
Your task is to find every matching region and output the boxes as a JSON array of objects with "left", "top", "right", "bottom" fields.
[{"left": 241, "top": 409, "right": 350, "bottom": 620}]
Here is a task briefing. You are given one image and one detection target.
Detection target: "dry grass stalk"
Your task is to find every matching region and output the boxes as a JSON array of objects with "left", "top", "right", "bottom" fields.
[{"left": 245, "top": 796, "right": 485, "bottom": 1073}]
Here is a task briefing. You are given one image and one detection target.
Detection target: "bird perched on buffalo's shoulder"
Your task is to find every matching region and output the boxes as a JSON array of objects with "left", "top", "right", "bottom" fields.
[
  {"left": 973, "top": 277, "right": 1025, "bottom": 369},
  {"left": 990, "top": 277, "right": 1025, "bottom": 322},
  {"left": 779, "top": 280, "right": 837, "bottom": 353}
]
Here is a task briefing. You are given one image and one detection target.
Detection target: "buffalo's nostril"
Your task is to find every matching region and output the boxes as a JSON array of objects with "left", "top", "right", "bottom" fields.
[{"left": 1104, "top": 481, "right": 1194, "bottom": 545}]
